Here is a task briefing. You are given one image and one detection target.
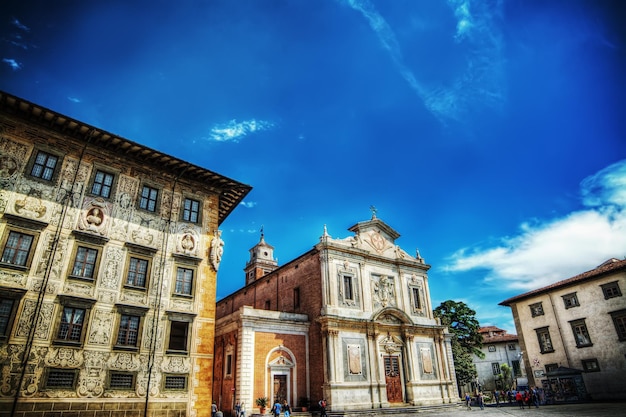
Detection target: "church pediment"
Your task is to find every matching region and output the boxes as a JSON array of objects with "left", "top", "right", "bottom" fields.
[{"left": 269, "top": 354, "right": 294, "bottom": 367}]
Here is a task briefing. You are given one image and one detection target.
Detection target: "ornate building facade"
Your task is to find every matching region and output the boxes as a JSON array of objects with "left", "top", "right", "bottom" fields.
[
  {"left": 0, "top": 91, "right": 251, "bottom": 417},
  {"left": 500, "top": 258, "right": 626, "bottom": 402},
  {"left": 213, "top": 215, "right": 458, "bottom": 415}
]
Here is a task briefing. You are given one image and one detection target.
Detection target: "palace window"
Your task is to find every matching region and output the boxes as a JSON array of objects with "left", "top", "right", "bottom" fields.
[
  {"left": 601, "top": 281, "right": 622, "bottom": 300},
  {"left": 116, "top": 315, "right": 140, "bottom": 347},
  {"left": 609, "top": 309, "right": 626, "bottom": 341},
  {"left": 343, "top": 275, "right": 354, "bottom": 300},
  {"left": 570, "top": 319, "right": 592, "bottom": 347},
  {"left": 174, "top": 267, "right": 194, "bottom": 296},
  {"left": 30, "top": 150, "right": 58, "bottom": 181},
  {"left": 1, "top": 231, "right": 34, "bottom": 267},
  {"left": 70, "top": 246, "right": 99, "bottom": 280},
  {"left": 168, "top": 321, "right": 189, "bottom": 354},
  {"left": 0, "top": 288, "right": 25, "bottom": 342},
  {"left": 90, "top": 169, "right": 115, "bottom": 198},
  {"left": 139, "top": 185, "right": 159, "bottom": 212},
  {"left": 54, "top": 295, "right": 95, "bottom": 347},
  {"left": 182, "top": 198, "right": 201, "bottom": 223},
  {"left": 492, "top": 362, "right": 500, "bottom": 375},
  {"left": 164, "top": 375, "right": 187, "bottom": 390},
  {"left": 45, "top": 369, "right": 78, "bottom": 389},
  {"left": 411, "top": 287, "right": 422, "bottom": 311},
  {"left": 535, "top": 327, "right": 554, "bottom": 353},
  {"left": 529, "top": 302, "right": 544, "bottom": 317},
  {"left": 125, "top": 256, "right": 150, "bottom": 289},
  {"left": 562, "top": 293, "right": 579, "bottom": 309},
  {"left": 109, "top": 372, "right": 135, "bottom": 389}
]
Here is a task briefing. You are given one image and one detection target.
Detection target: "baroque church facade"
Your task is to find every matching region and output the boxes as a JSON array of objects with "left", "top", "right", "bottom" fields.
[
  {"left": 213, "top": 215, "right": 458, "bottom": 415},
  {"left": 0, "top": 91, "right": 251, "bottom": 417}
]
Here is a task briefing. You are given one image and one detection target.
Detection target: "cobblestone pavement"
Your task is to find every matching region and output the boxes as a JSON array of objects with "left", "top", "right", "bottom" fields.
[{"left": 418, "top": 403, "right": 625, "bottom": 417}]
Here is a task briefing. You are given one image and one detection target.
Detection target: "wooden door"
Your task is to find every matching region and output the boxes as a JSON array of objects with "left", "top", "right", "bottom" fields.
[{"left": 384, "top": 356, "right": 403, "bottom": 403}]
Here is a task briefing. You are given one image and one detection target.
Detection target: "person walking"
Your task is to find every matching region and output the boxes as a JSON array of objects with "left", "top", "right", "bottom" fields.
[
  {"left": 283, "top": 400, "right": 291, "bottom": 417},
  {"left": 319, "top": 399, "right": 327, "bottom": 417},
  {"left": 272, "top": 400, "right": 281, "bottom": 417},
  {"left": 494, "top": 390, "right": 500, "bottom": 408},
  {"left": 477, "top": 393, "right": 484, "bottom": 410},
  {"left": 464, "top": 393, "right": 472, "bottom": 411},
  {"left": 515, "top": 391, "right": 523, "bottom": 409}
]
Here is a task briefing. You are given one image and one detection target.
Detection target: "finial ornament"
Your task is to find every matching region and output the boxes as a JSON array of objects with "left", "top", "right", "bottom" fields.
[{"left": 370, "top": 205, "right": 377, "bottom": 219}]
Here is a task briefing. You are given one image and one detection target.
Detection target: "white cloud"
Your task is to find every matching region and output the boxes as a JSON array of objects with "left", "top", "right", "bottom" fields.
[
  {"left": 240, "top": 201, "right": 257, "bottom": 208},
  {"left": 2, "top": 58, "right": 22, "bottom": 71},
  {"left": 342, "top": 0, "right": 505, "bottom": 123},
  {"left": 446, "top": 160, "right": 626, "bottom": 291},
  {"left": 12, "top": 17, "right": 30, "bottom": 32},
  {"left": 206, "top": 119, "right": 274, "bottom": 143},
  {"left": 67, "top": 96, "right": 81, "bottom": 103}
]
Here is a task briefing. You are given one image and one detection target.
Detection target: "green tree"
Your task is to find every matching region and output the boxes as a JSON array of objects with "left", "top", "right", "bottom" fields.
[
  {"left": 500, "top": 363, "right": 512, "bottom": 389},
  {"left": 434, "top": 300, "right": 484, "bottom": 388}
]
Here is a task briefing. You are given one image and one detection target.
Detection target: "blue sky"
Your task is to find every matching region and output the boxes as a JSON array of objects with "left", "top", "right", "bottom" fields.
[{"left": 2, "top": 0, "right": 625, "bottom": 334}]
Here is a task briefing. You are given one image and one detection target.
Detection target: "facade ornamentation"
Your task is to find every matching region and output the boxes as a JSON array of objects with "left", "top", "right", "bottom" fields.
[{"left": 210, "top": 229, "right": 224, "bottom": 271}]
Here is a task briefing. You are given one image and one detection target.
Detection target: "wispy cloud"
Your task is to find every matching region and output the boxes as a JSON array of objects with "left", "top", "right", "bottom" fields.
[
  {"left": 240, "top": 201, "right": 257, "bottom": 209},
  {"left": 445, "top": 159, "right": 626, "bottom": 291},
  {"left": 2, "top": 58, "right": 22, "bottom": 70},
  {"left": 67, "top": 96, "right": 81, "bottom": 103},
  {"left": 343, "top": 0, "right": 505, "bottom": 123},
  {"left": 12, "top": 17, "right": 30, "bottom": 32},
  {"left": 206, "top": 119, "right": 274, "bottom": 143}
]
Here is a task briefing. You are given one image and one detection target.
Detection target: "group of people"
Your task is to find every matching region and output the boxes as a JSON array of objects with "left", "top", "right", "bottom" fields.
[
  {"left": 465, "top": 387, "right": 541, "bottom": 410},
  {"left": 271, "top": 399, "right": 292, "bottom": 417}
]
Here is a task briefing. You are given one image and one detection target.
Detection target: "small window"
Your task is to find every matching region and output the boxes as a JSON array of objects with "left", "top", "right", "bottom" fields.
[
  {"left": 116, "top": 315, "right": 141, "bottom": 347},
  {"left": 0, "top": 289, "right": 25, "bottom": 341},
  {"left": 1, "top": 231, "right": 34, "bottom": 267},
  {"left": 30, "top": 150, "right": 58, "bottom": 181},
  {"left": 174, "top": 267, "right": 194, "bottom": 295},
  {"left": 512, "top": 360, "right": 521, "bottom": 377},
  {"left": 570, "top": 319, "right": 592, "bottom": 347},
  {"left": 535, "top": 327, "right": 554, "bottom": 353},
  {"left": 545, "top": 363, "right": 558, "bottom": 373},
  {"left": 562, "top": 293, "right": 579, "bottom": 309},
  {"left": 164, "top": 375, "right": 187, "bottom": 390},
  {"left": 581, "top": 358, "right": 600, "bottom": 372},
  {"left": 508, "top": 343, "right": 516, "bottom": 351},
  {"left": 70, "top": 246, "right": 99, "bottom": 280},
  {"left": 57, "top": 307, "right": 86, "bottom": 342},
  {"left": 109, "top": 372, "right": 135, "bottom": 389},
  {"left": 412, "top": 287, "right": 422, "bottom": 310},
  {"left": 492, "top": 362, "right": 500, "bottom": 375},
  {"left": 46, "top": 369, "right": 77, "bottom": 389},
  {"left": 264, "top": 300, "right": 271, "bottom": 310},
  {"left": 293, "top": 287, "right": 300, "bottom": 308},
  {"left": 601, "top": 282, "right": 622, "bottom": 300},
  {"left": 139, "top": 185, "right": 159, "bottom": 212},
  {"left": 488, "top": 345, "right": 496, "bottom": 352},
  {"left": 609, "top": 309, "right": 626, "bottom": 341},
  {"left": 343, "top": 276, "right": 354, "bottom": 300},
  {"left": 168, "top": 321, "right": 189, "bottom": 353},
  {"left": 529, "top": 302, "right": 544, "bottom": 317},
  {"left": 91, "top": 169, "right": 115, "bottom": 198},
  {"left": 182, "top": 198, "right": 201, "bottom": 223},
  {"left": 225, "top": 353, "right": 233, "bottom": 377},
  {"left": 126, "top": 256, "right": 150, "bottom": 289}
]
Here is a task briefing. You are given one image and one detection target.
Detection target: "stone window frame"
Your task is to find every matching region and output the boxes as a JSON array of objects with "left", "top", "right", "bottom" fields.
[
  {"left": 535, "top": 326, "right": 554, "bottom": 354},
  {"left": 113, "top": 303, "right": 149, "bottom": 352},
  {"left": 173, "top": 265, "right": 195, "bottom": 297},
  {"left": 107, "top": 371, "right": 137, "bottom": 390},
  {"left": 88, "top": 165, "right": 119, "bottom": 200},
  {"left": 337, "top": 265, "right": 360, "bottom": 308},
  {"left": 508, "top": 343, "right": 516, "bottom": 351},
  {"left": 581, "top": 358, "right": 600, "bottom": 373},
  {"left": 408, "top": 283, "right": 425, "bottom": 316},
  {"left": 569, "top": 318, "right": 593, "bottom": 348},
  {"left": 600, "top": 281, "right": 622, "bottom": 300},
  {"left": 529, "top": 302, "right": 544, "bottom": 317},
  {"left": 609, "top": 309, "right": 626, "bottom": 341},
  {"left": 562, "top": 292, "right": 579, "bottom": 309},
  {"left": 44, "top": 368, "right": 79, "bottom": 390},
  {"left": 181, "top": 196, "right": 202, "bottom": 224},
  {"left": 123, "top": 242, "right": 156, "bottom": 292},
  {"left": 0, "top": 229, "right": 36, "bottom": 271},
  {"left": 224, "top": 343, "right": 234, "bottom": 379},
  {"left": 138, "top": 183, "right": 161, "bottom": 213},
  {"left": 0, "top": 215, "right": 46, "bottom": 272},
  {"left": 0, "top": 287, "right": 26, "bottom": 343},
  {"left": 165, "top": 311, "right": 196, "bottom": 356},
  {"left": 491, "top": 362, "right": 500, "bottom": 375},
  {"left": 52, "top": 294, "right": 96, "bottom": 348},
  {"left": 163, "top": 374, "right": 188, "bottom": 390},
  {"left": 488, "top": 345, "right": 496, "bottom": 352},
  {"left": 25, "top": 148, "right": 64, "bottom": 184}
]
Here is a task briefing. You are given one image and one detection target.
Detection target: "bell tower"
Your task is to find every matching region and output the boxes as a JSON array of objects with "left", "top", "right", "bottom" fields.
[{"left": 244, "top": 228, "right": 278, "bottom": 285}]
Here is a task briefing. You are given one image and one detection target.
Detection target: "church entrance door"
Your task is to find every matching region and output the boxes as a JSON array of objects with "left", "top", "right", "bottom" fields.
[
  {"left": 273, "top": 374, "right": 287, "bottom": 403},
  {"left": 384, "top": 356, "right": 402, "bottom": 403}
]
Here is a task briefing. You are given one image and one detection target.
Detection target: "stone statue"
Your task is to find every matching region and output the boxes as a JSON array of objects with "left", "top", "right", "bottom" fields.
[{"left": 210, "top": 229, "right": 224, "bottom": 271}]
